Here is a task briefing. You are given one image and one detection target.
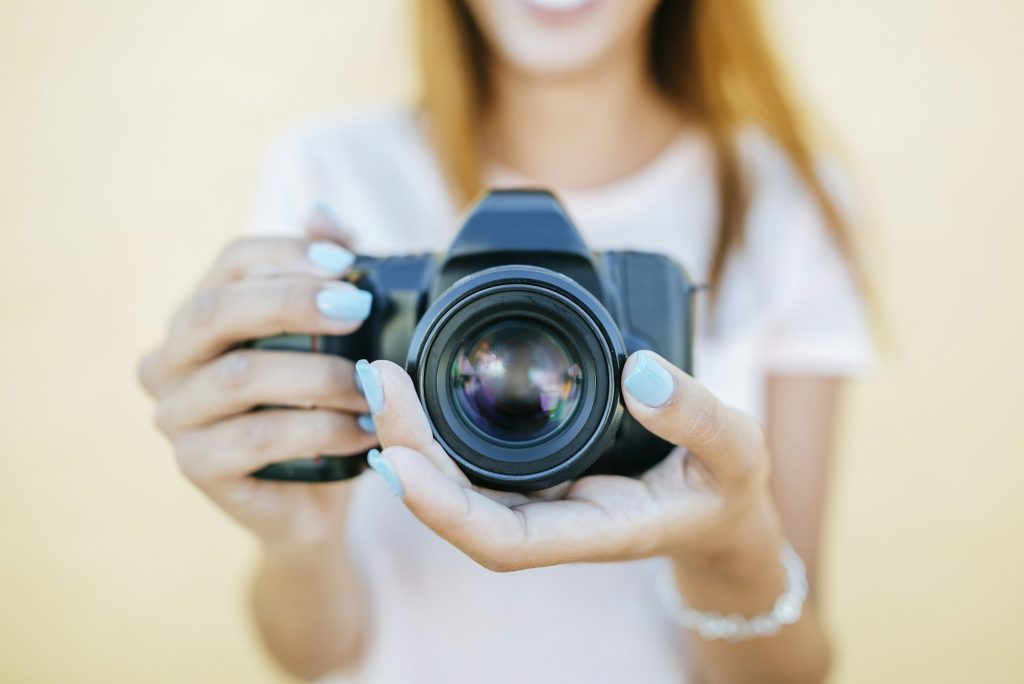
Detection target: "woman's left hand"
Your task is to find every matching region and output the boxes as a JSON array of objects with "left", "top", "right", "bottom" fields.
[{"left": 358, "top": 351, "right": 785, "bottom": 574}]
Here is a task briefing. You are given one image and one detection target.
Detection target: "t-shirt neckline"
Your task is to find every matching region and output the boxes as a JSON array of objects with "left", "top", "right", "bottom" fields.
[{"left": 486, "top": 128, "right": 703, "bottom": 208}]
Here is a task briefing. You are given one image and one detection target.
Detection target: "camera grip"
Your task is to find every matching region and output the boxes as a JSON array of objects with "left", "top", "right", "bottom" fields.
[
  {"left": 251, "top": 455, "right": 367, "bottom": 482},
  {"left": 242, "top": 333, "right": 374, "bottom": 483}
]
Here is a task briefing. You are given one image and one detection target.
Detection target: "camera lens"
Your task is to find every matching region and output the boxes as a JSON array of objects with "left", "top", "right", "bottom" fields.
[
  {"left": 409, "top": 266, "right": 627, "bottom": 492},
  {"left": 451, "top": 320, "right": 583, "bottom": 443}
]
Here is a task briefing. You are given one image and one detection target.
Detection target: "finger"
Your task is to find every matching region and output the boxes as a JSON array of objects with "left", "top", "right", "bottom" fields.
[
  {"left": 162, "top": 278, "right": 373, "bottom": 370},
  {"left": 356, "top": 360, "right": 468, "bottom": 484},
  {"left": 155, "top": 350, "right": 368, "bottom": 434},
  {"left": 173, "top": 409, "right": 377, "bottom": 483},
  {"left": 197, "top": 236, "right": 355, "bottom": 290},
  {"left": 138, "top": 347, "right": 167, "bottom": 398},
  {"left": 621, "top": 350, "right": 767, "bottom": 489},
  {"left": 378, "top": 445, "right": 542, "bottom": 570},
  {"left": 375, "top": 446, "right": 664, "bottom": 570},
  {"left": 305, "top": 203, "right": 355, "bottom": 249}
]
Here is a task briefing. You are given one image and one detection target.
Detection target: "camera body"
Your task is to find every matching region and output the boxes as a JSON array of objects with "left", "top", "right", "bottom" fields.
[{"left": 254, "top": 189, "right": 697, "bottom": 491}]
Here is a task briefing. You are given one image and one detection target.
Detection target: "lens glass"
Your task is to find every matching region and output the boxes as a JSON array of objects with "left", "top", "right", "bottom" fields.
[{"left": 451, "top": 320, "right": 583, "bottom": 442}]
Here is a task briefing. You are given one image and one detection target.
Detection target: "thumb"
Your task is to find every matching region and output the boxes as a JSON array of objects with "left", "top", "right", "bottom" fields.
[
  {"left": 370, "top": 445, "right": 478, "bottom": 531},
  {"left": 621, "top": 350, "right": 766, "bottom": 489},
  {"left": 355, "top": 359, "right": 469, "bottom": 484},
  {"left": 369, "top": 445, "right": 539, "bottom": 571}
]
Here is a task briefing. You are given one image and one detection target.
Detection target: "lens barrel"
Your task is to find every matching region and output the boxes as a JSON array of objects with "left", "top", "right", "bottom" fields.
[{"left": 407, "top": 265, "right": 626, "bottom": 492}]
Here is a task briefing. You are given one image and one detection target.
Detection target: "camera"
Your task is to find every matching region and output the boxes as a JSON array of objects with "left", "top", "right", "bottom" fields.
[{"left": 252, "top": 189, "right": 697, "bottom": 492}]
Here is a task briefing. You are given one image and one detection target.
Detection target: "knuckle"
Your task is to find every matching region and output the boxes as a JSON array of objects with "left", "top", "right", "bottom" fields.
[
  {"left": 172, "top": 435, "right": 208, "bottom": 483},
  {"left": 153, "top": 399, "right": 178, "bottom": 435},
  {"left": 722, "top": 412, "right": 768, "bottom": 486},
  {"left": 213, "top": 350, "right": 254, "bottom": 391},
  {"left": 274, "top": 279, "right": 315, "bottom": 330},
  {"left": 314, "top": 411, "right": 351, "bottom": 450},
  {"left": 175, "top": 454, "right": 203, "bottom": 483},
  {"left": 183, "top": 287, "right": 220, "bottom": 330},
  {"left": 240, "top": 414, "right": 276, "bottom": 455},
  {"left": 685, "top": 392, "right": 726, "bottom": 446},
  {"left": 137, "top": 351, "right": 163, "bottom": 396}
]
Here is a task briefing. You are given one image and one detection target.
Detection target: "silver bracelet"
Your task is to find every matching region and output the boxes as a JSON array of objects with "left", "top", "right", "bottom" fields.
[{"left": 657, "top": 544, "right": 809, "bottom": 641}]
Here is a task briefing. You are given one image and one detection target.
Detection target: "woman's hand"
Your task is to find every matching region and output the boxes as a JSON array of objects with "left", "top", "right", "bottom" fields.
[
  {"left": 355, "top": 351, "right": 785, "bottom": 574},
  {"left": 137, "top": 215, "right": 379, "bottom": 551}
]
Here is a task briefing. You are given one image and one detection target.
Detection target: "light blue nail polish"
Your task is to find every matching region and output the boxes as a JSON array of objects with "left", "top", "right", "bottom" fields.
[
  {"left": 314, "top": 200, "right": 342, "bottom": 227},
  {"left": 316, "top": 289, "right": 372, "bottom": 321},
  {"left": 357, "top": 412, "right": 376, "bottom": 433},
  {"left": 355, "top": 359, "right": 384, "bottom": 414},
  {"left": 623, "top": 351, "right": 674, "bottom": 407},
  {"left": 308, "top": 241, "right": 354, "bottom": 274},
  {"left": 367, "top": 448, "right": 404, "bottom": 497}
]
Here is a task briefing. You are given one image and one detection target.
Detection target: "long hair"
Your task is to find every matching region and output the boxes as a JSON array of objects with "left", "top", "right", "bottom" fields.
[{"left": 417, "top": 0, "right": 858, "bottom": 292}]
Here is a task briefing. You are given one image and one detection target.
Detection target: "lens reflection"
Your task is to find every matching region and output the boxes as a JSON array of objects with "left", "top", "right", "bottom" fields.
[{"left": 451, "top": 320, "right": 583, "bottom": 442}]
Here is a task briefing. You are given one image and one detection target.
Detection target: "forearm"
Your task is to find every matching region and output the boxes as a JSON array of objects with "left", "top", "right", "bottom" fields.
[
  {"left": 251, "top": 537, "right": 369, "bottom": 680},
  {"left": 671, "top": 530, "right": 831, "bottom": 684}
]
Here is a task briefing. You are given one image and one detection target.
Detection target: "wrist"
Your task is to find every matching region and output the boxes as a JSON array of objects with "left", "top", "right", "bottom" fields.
[
  {"left": 662, "top": 542, "right": 810, "bottom": 642},
  {"left": 668, "top": 495, "right": 789, "bottom": 611},
  {"left": 261, "top": 530, "right": 349, "bottom": 572}
]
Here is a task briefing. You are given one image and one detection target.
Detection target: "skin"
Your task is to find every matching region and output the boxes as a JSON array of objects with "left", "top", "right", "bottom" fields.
[
  {"left": 138, "top": 216, "right": 377, "bottom": 678},
  {"left": 140, "top": 1, "right": 841, "bottom": 681}
]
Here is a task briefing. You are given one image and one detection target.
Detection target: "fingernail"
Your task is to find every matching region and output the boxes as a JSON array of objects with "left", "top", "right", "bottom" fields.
[
  {"left": 307, "top": 241, "right": 354, "bottom": 274},
  {"left": 316, "top": 289, "right": 372, "bottom": 321},
  {"left": 314, "top": 200, "right": 342, "bottom": 227},
  {"left": 367, "top": 448, "right": 404, "bottom": 497},
  {"left": 623, "top": 351, "right": 674, "bottom": 407},
  {"left": 355, "top": 359, "right": 384, "bottom": 414},
  {"left": 357, "top": 412, "right": 376, "bottom": 433}
]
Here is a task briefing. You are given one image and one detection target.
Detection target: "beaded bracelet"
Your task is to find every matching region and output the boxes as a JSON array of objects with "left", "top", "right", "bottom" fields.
[{"left": 658, "top": 544, "right": 809, "bottom": 641}]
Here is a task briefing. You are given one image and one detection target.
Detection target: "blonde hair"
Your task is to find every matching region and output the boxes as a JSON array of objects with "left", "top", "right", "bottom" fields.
[{"left": 417, "top": 0, "right": 858, "bottom": 291}]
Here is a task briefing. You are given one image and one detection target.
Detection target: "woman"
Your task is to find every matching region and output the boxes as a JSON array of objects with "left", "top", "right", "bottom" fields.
[{"left": 139, "top": 0, "right": 870, "bottom": 682}]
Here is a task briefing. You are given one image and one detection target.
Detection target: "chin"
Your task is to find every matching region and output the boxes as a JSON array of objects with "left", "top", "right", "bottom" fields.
[
  {"left": 465, "top": 0, "right": 661, "bottom": 77},
  {"left": 498, "top": 38, "right": 619, "bottom": 77}
]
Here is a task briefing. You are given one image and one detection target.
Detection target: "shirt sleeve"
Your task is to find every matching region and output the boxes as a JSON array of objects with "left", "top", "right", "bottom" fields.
[{"left": 743, "top": 133, "right": 874, "bottom": 377}]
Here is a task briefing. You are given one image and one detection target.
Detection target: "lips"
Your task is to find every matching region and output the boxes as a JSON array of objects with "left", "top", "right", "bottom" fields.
[
  {"left": 525, "top": 0, "right": 593, "bottom": 9},
  {"left": 522, "top": 0, "right": 598, "bottom": 15}
]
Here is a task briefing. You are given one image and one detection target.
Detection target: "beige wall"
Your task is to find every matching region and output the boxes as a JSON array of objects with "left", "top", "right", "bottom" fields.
[{"left": 1, "top": 1, "right": 1021, "bottom": 682}]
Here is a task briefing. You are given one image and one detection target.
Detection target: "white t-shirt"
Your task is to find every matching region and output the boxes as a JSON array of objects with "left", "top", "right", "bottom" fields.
[{"left": 250, "top": 107, "right": 870, "bottom": 684}]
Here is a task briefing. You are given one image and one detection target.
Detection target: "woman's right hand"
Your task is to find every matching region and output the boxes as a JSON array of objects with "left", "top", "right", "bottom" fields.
[{"left": 137, "top": 217, "right": 379, "bottom": 551}]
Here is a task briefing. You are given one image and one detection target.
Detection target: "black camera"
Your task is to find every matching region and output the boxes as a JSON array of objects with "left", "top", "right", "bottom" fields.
[{"left": 253, "top": 189, "right": 697, "bottom": 492}]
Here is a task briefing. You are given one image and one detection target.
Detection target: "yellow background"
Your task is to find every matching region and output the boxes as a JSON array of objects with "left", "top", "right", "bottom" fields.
[{"left": 1, "top": 1, "right": 1022, "bottom": 682}]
